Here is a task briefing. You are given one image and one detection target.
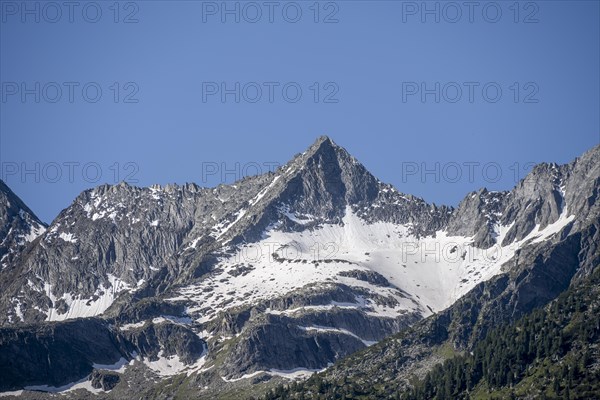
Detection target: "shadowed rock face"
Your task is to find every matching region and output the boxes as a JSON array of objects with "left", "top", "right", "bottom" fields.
[
  {"left": 89, "top": 370, "right": 120, "bottom": 391},
  {"left": 0, "top": 180, "right": 46, "bottom": 271},
  {"left": 221, "top": 321, "right": 367, "bottom": 376},
  {"left": 119, "top": 322, "right": 206, "bottom": 364},
  {"left": 0, "top": 318, "right": 206, "bottom": 392},
  {"left": 0, "top": 319, "right": 124, "bottom": 390},
  {"left": 0, "top": 139, "right": 598, "bottom": 398}
]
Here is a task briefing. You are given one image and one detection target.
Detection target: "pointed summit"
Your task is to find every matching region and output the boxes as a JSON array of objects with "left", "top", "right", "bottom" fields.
[
  {"left": 0, "top": 180, "right": 47, "bottom": 270},
  {"left": 204, "top": 136, "right": 383, "bottom": 244},
  {"left": 294, "top": 135, "right": 338, "bottom": 159},
  {"left": 313, "top": 134, "right": 333, "bottom": 145},
  {"left": 289, "top": 135, "right": 360, "bottom": 174},
  {"left": 281, "top": 136, "right": 380, "bottom": 208},
  {"left": 307, "top": 135, "right": 342, "bottom": 153}
]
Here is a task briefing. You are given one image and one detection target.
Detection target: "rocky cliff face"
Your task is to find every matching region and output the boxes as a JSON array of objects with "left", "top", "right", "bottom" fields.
[
  {"left": 0, "top": 317, "right": 206, "bottom": 392},
  {"left": 0, "top": 176, "right": 273, "bottom": 324},
  {"left": 0, "top": 181, "right": 46, "bottom": 271},
  {"left": 0, "top": 138, "right": 598, "bottom": 399}
]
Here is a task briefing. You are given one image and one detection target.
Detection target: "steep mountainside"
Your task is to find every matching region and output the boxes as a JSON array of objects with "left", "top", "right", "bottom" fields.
[
  {"left": 266, "top": 248, "right": 600, "bottom": 400},
  {"left": 261, "top": 145, "right": 600, "bottom": 400},
  {"left": 0, "top": 181, "right": 46, "bottom": 271},
  {"left": 0, "top": 138, "right": 598, "bottom": 399},
  {"left": 272, "top": 230, "right": 600, "bottom": 399},
  {"left": 402, "top": 266, "right": 600, "bottom": 400}
]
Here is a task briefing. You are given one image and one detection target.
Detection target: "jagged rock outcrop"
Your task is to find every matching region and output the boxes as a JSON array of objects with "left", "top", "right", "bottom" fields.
[
  {"left": 120, "top": 321, "right": 205, "bottom": 364},
  {"left": 89, "top": 370, "right": 120, "bottom": 391},
  {"left": 0, "top": 180, "right": 46, "bottom": 271},
  {"left": 446, "top": 188, "right": 507, "bottom": 248}
]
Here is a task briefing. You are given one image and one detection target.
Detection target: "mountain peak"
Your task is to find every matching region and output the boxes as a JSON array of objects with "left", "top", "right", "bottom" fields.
[
  {"left": 303, "top": 135, "right": 339, "bottom": 157},
  {"left": 295, "top": 135, "right": 356, "bottom": 169},
  {"left": 313, "top": 134, "right": 334, "bottom": 146}
]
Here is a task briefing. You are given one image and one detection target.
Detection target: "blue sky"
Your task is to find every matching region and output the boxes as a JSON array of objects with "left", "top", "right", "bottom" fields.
[{"left": 1, "top": 0, "right": 599, "bottom": 223}]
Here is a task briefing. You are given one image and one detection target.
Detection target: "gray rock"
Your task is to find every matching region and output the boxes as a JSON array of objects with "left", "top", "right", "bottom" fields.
[
  {"left": 89, "top": 369, "right": 120, "bottom": 391},
  {"left": 0, "top": 318, "right": 205, "bottom": 392},
  {"left": 0, "top": 318, "right": 126, "bottom": 391},
  {"left": 120, "top": 321, "right": 205, "bottom": 364},
  {"left": 0, "top": 180, "right": 46, "bottom": 271}
]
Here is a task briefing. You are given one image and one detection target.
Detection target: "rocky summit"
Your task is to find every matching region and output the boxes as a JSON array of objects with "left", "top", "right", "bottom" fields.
[{"left": 0, "top": 137, "right": 598, "bottom": 399}]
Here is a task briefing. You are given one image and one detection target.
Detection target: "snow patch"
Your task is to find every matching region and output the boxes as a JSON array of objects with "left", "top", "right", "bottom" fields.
[
  {"left": 45, "top": 274, "right": 132, "bottom": 321},
  {"left": 120, "top": 315, "right": 192, "bottom": 331},
  {"left": 530, "top": 208, "right": 574, "bottom": 243},
  {"left": 268, "top": 367, "right": 324, "bottom": 379},
  {"left": 91, "top": 212, "right": 105, "bottom": 221},
  {"left": 221, "top": 371, "right": 265, "bottom": 383},
  {"left": 222, "top": 367, "right": 324, "bottom": 382},
  {"left": 299, "top": 325, "right": 376, "bottom": 346},
  {"left": 93, "top": 357, "right": 129, "bottom": 372},
  {"left": 13, "top": 299, "right": 24, "bottom": 322},
  {"left": 58, "top": 232, "right": 78, "bottom": 243},
  {"left": 185, "top": 237, "right": 202, "bottom": 251},
  {"left": 152, "top": 315, "right": 193, "bottom": 325},
  {"left": 0, "top": 390, "right": 23, "bottom": 397},
  {"left": 172, "top": 205, "right": 573, "bottom": 324},
  {"left": 22, "top": 224, "right": 46, "bottom": 243},
  {"left": 24, "top": 377, "right": 103, "bottom": 394},
  {"left": 119, "top": 321, "right": 146, "bottom": 331},
  {"left": 139, "top": 349, "right": 207, "bottom": 377}
]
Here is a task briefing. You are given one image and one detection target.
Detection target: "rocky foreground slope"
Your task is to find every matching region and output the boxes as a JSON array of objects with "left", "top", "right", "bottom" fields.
[{"left": 0, "top": 137, "right": 598, "bottom": 399}]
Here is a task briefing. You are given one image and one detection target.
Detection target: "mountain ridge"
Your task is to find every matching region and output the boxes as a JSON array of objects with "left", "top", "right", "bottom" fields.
[{"left": 0, "top": 137, "right": 598, "bottom": 398}]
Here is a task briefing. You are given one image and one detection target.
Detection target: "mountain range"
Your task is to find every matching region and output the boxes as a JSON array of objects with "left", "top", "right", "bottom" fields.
[{"left": 0, "top": 136, "right": 598, "bottom": 399}]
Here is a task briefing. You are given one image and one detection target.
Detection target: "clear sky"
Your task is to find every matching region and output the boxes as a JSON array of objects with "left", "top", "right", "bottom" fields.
[{"left": 1, "top": 0, "right": 599, "bottom": 223}]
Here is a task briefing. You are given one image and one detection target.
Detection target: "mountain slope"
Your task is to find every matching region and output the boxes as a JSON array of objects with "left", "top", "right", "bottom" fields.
[
  {"left": 403, "top": 265, "right": 600, "bottom": 400},
  {"left": 0, "top": 177, "right": 275, "bottom": 324},
  {"left": 263, "top": 144, "right": 600, "bottom": 399},
  {"left": 0, "top": 181, "right": 47, "bottom": 325},
  {"left": 0, "top": 138, "right": 598, "bottom": 399},
  {"left": 273, "top": 230, "right": 600, "bottom": 399},
  {"left": 0, "top": 180, "right": 46, "bottom": 270}
]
